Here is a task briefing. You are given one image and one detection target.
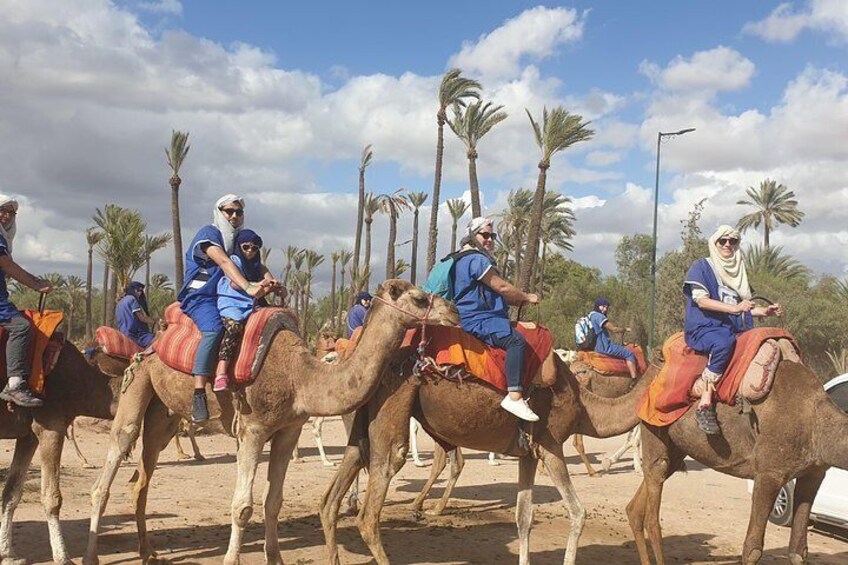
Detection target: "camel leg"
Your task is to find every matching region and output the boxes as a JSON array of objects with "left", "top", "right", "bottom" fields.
[
  {"left": 133, "top": 398, "right": 181, "bottom": 564},
  {"left": 34, "top": 421, "right": 74, "bottom": 565},
  {"left": 488, "top": 451, "right": 499, "bottom": 466},
  {"left": 222, "top": 426, "right": 268, "bottom": 565},
  {"left": 515, "top": 454, "right": 540, "bottom": 565},
  {"left": 786, "top": 469, "right": 826, "bottom": 565},
  {"left": 69, "top": 419, "right": 95, "bottom": 468},
  {"left": 572, "top": 434, "right": 597, "bottom": 477},
  {"left": 185, "top": 421, "right": 205, "bottom": 460},
  {"left": 539, "top": 445, "right": 586, "bottom": 565},
  {"left": 632, "top": 427, "right": 643, "bottom": 475},
  {"left": 173, "top": 431, "right": 190, "bottom": 460},
  {"left": 85, "top": 367, "right": 156, "bottom": 565},
  {"left": 602, "top": 426, "right": 638, "bottom": 472},
  {"left": 740, "top": 473, "right": 788, "bottom": 565},
  {"left": 429, "top": 447, "right": 464, "bottom": 516},
  {"left": 312, "top": 417, "right": 335, "bottom": 466},
  {"left": 409, "top": 443, "right": 448, "bottom": 516},
  {"left": 262, "top": 426, "right": 301, "bottom": 564},
  {"left": 409, "top": 418, "right": 425, "bottom": 467},
  {"left": 319, "top": 443, "right": 365, "bottom": 565},
  {"left": 0, "top": 431, "right": 38, "bottom": 565}
]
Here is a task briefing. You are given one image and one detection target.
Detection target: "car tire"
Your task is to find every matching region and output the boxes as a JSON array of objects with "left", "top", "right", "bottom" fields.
[{"left": 769, "top": 483, "right": 795, "bottom": 527}]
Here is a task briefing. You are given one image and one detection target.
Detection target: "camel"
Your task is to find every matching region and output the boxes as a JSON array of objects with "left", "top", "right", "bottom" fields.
[
  {"left": 0, "top": 343, "right": 123, "bottom": 565},
  {"left": 84, "top": 279, "right": 459, "bottom": 565},
  {"left": 319, "top": 349, "right": 658, "bottom": 565},
  {"left": 626, "top": 357, "right": 848, "bottom": 565}
]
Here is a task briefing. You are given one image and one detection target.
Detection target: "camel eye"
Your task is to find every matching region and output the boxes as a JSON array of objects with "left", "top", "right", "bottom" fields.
[{"left": 414, "top": 295, "right": 429, "bottom": 307}]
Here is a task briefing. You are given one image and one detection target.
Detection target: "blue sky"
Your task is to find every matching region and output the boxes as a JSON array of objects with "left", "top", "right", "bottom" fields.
[{"left": 1, "top": 0, "right": 846, "bottom": 294}]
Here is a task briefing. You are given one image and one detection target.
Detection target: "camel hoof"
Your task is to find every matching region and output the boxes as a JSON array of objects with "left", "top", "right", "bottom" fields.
[
  {"left": 193, "top": 454, "right": 205, "bottom": 461},
  {"left": 487, "top": 460, "right": 500, "bottom": 467},
  {"left": 411, "top": 508, "right": 424, "bottom": 521},
  {"left": 601, "top": 458, "right": 612, "bottom": 472},
  {"left": 322, "top": 461, "right": 337, "bottom": 467},
  {"left": 413, "top": 460, "right": 427, "bottom": 468},
  {"left": 1, "top": 557, "right": 27, "bottom": 565},
  {"left": 177, "top": 454, "right": 191, "bottom": 461},
  {"left": 788, "top": 553, "right": 806, "bottom": 565},
  {"left": 744, "top": 548, "right": 762, "bottom": 564},
  {"left": 426, "top": 508, "right": 446, "bottom": 517},
  {"left": 143, "top": 553, "right": 171, "bottom": 565}
]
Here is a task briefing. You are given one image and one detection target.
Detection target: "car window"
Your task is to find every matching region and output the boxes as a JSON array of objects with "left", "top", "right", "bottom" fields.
[{"left": 826, "top": 382, "right": 848, "bottom": 412}]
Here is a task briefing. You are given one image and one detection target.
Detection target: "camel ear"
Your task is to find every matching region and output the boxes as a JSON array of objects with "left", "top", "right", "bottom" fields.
[{"left": 385, "top": 280, "right": 404, "bottom": 301}]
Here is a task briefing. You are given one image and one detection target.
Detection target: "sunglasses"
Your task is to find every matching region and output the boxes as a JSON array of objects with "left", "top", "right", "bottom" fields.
[
  {"left": 717, "top": 237, "right": 740, "bottom": 246},
  {"left": 478, "top": 232, "right": 498, "bottom": 241},
  {"left": 0, "top": 208, "right": 17, "bottom": 216},
  {"left": 220, "top": 207, "right": 244, "bottom": 217},
  {"left": 240, "top": 244, "right": 259, "bottom": 252}
]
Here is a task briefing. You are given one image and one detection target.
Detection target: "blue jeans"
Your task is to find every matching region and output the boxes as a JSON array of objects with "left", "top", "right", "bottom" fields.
[
  {"left": 487, "top": 330, "right": 527, "bottom": 393},
  {"left": 192, "top": 331, "right": 223, "bottom": 377}
]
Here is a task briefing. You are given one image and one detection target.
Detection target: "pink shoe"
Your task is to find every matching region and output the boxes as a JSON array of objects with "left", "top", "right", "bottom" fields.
[{"left": 212, "top": 374, "right": 229, "bottom": 392}]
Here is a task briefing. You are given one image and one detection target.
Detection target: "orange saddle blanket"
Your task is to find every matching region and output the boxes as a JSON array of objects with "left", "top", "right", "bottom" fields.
[
  {"left": 344, "top": 323, "right": 553, "bottom": 392},
  {"left": 0, "top": 309, "right": 65, "bottom": 395},
  {"left": 153, "top": 303, "right": 299, "bottom": 385},
  {"left": 577, "top": 344, "right": 647, "bottom": 375},
  {"left": 637, "top": 328, "right": 798, "bottom": 427},
  {"left": 95, "top": 326, "right": 143, "bottom": 360}
]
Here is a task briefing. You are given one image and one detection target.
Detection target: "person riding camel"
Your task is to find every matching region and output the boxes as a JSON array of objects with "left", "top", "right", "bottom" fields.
[
  {"left": 452, "top": 217, "right": 540, "bottom": 422},
  {"left": 588, "top": 297, "right": 638, "bottom": 380},
  {"left": 0, "top": 198, "right": 54, "bottom": 408},
  {"left": 177, "top": 194, "right": 271, "bottom": 423},
  {"left": 683, "top": 224, "right": 783, "bottom": 435},
  {"left": 115, "top": 281, "right": 156, "bottom": 349},
  {"left": 346, "top": 291, "right": 372, "bottom": 338}
]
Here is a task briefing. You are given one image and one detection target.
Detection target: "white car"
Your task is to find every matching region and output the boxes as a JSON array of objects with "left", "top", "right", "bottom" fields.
[{"left": 752, "top": 373, "right": 848, "bottom": 527}]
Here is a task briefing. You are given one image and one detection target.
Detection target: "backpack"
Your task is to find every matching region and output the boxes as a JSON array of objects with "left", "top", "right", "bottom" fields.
[
  {"left": 422, "top": 249, "right": 480, "bottom": 301},
  {"left": 574, "top": 314, "right": 597, "bottom": 351}
]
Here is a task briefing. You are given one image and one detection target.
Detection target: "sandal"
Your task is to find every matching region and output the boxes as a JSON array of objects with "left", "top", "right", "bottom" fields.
[{"left": 695, "top": 404, "right": 721, "bottom": 435}]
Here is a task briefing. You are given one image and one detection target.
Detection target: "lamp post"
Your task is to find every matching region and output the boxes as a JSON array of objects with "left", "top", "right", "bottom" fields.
[{"left": 647, "top": 127, "right": 695, "bottom": 357}]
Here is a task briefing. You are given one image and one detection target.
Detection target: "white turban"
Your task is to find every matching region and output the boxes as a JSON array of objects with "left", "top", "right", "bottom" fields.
[
  {"left": 213, "top": 194, "right": 244, "bottom": 254},
  {"left": 0, "top": 198, "right": 19, "bottom": 255},
  {"left": 707, "top": 224, "right": 751, "bottom": 300}
]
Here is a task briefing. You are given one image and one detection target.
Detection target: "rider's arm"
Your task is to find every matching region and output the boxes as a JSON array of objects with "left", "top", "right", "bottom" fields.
[
  {"left": 0, "top": 255, "right": 51, "bottom": 292},
  {"left": 133, "top": 309, "right": 156, "bottom": 326},
  {"left": 206, "top": 246, "right": 265, "bottom": 298},
  {"left": 695, "top": 296, "right": 753, "bottom": 315},
  {"left": 479, "top": 269, "right": 535, "bottom": 306}
]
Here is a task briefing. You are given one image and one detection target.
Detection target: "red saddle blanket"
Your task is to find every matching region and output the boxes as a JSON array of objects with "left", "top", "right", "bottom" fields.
[
  {"left": 153, "top": 303, "right": 299, "bottom": 385},
  {"left": 637, "top": 328, "right": 798, "bottom": 427},
  {"left": 576, "top": 345, "right": 647, "bottom": 375},
  {"left": 345, "top": 323, "right": 553, "bottom": 392},
  {"left": 0, "top": 310, "right": 65, "bottom": 395},
  {"left": 95, "top": 326, "right": 143, "bottom": 360}
]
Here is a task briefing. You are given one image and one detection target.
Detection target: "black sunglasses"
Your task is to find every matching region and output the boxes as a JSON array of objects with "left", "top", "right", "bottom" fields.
[
  {"left": 220, "top": 207, "right": 244, "bottom": 217},
  {"left": 717, "top": 237, "right": 739, "bottom": 246},
  {"left": 478, "top": 232, "right": 497, "bottom": 241},
  {"left": 240, "top": 244, "right": 259, "bottom": 252}
]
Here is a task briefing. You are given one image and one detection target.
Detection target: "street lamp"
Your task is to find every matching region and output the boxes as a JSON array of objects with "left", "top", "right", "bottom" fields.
[{"left": 647, "top": 127, "right": 695, "bottom": 357}]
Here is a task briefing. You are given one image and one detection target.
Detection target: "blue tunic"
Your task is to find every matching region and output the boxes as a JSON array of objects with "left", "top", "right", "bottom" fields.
[
  {"left": 346, "top": 303, "right": 369, "bottom": 338},
  {"left": 217, "top": 256, "right": 255, "bottom": 322},
  {"left": 115, "top": 294, "right": 154, "bottom": 348},
  {"left": 0, "top": 234, "right": 20, "bottom": 322},
  {"left": 588, "top": 310, "right": 635, "bottom": 362},
  {"left": 178, "top": 225, "right": 226, "bottom": 333},
  {"left": 453, "top": 252, "right": 510, "bottom": 344}
]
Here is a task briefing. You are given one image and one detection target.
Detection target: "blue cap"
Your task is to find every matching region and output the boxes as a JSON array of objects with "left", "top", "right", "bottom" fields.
[
  {"left": 357, "top": 291, "right": 372, "bottom": 302},
  {"left": 594, "top": 297, "right": 610, "bottom": 309}
]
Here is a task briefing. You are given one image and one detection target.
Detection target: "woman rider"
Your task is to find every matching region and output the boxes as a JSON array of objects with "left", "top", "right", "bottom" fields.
[
  {"left": 588, "top": 297, "right": 638, "bottom": 380},
  {"left": 683, "top": 225, "right": 783, "bottom": 435},
  {"left": 178, "top": 194, "right": 274, "bottom": 422}
]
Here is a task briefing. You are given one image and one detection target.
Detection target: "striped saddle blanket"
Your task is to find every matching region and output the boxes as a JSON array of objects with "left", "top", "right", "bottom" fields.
[
  {"left": 95, "top": 326, "right": 143, "bottom": 360},
  {"left": 576, "top": 345, "right": 647, "bottom": 376},
  {"left": 153, "top": 303, "right": 299, "bottom": 385}
]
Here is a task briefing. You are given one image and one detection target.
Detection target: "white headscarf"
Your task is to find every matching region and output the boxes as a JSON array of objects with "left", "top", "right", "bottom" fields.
[
  {"left": 707, "top": 224, "right": 751, "bottom": 300},
  {"left": 213, "top": 193, "right": 244, "bottom": 254},
  {"left": 0, "top": 198, "right": 19, "bottom": 255},
  {"left": 460, "top": 216, "right": 496, "bottom": 260}
]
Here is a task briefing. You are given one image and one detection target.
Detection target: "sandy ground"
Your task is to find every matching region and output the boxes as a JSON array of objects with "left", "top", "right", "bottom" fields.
[{"left": 2, "top": 417, "right": 847, "bottom": 565}]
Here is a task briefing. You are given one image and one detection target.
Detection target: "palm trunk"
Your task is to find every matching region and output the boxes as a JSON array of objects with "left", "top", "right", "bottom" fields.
[
  {"left": 468, "top": 150, "right": 481, "bottom": 218},
  {"left": 330, "top": 262, "right": 337, "bottom": 329},
  {"left": 353, "top": 169, "right": 366, "bottom": 282},
  {"left": 386, "top": 216, "right": 397, "bottom": 280},
  {"left": 364, "top": 218, "right": 373, "bottom": 289},
  {"left": 101, "top": 264, "right": 109, "bottom": 326},
  {"left": 426, "top": 116, "right": 446, "bottom": 273},
  {"left": 518, "top": 163, "right": 549, "bottom": 291},
  {"left": 450, "top": 222, "right": 458, "bottom": 253},
  {"left": 537, "top": 243, "right": 548, "bottom": 297},
  {"left": 67, "top": 303, "right": 75, "bottom": 342},
  {"left": 85, "top": 248, "right": 94, "bottom": 338},
  {"left": 303, "top": 277, "right": 312, "bottom": 337},
  {"left": 282, "top": 264, "right": 292, "bottom": 307},
  {"left": 145, "top": 257, "right": 151, "bottom": 291},
  {"left": 338, "top": 268, "right": 347, "bottom": 328},
  {"left": 764, "top": 224, "right": 770, "bottom": 249},
  {"left": 513, "top": 236, "right": 523, "bottom": 285},
  {"left": 170, "top": 177, "right": 184, "bottom": 290},
  {"left": 106, "top": 271, "right": 118, "bottom": 326},
  {"left": 410, "top": 210, "right": 420, "bottom": 285}
]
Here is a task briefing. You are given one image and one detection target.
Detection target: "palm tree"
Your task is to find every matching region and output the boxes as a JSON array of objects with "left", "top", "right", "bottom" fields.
[
  {"left": 329, "top": 251, "right": 340, "bottom": 329},
  {"left": 337, "top": 249, "right": 352, "bottom": 327},
  {"left": 736, "top": 179, "right": 805, "bottom": 248},
  {"left": 363, "top": 193, "right": 379, "bottom": 289},
  {"left": 536, "top": 192, "right": 576, "bottom": 295},
  {"left": 518, "top": 107, "right": 593, "bottom": 291},
  {"left": 447, "top": 101, "right": 508, "bottom": 217},
  {"left": 353, "top": 144, "right": 373, "bottom": 283},
  {"left": 165, "top": 130, "right": 190, "bottom": 289},
  {"left": 377, "top": 189, "right": 411, "bottom": 279},
  {"left": 407, "top": 191, "right": 428, "bottom": 284},
  {"left": 743, "top": 244, "right": 810, "bottom": 283},
  {"left": 61, "top": 275, "right": 85, "bottom": 342},
  {"left": 301, "top": 250, "right": 324, "bottom": 336},
  {"left": 142, "top": 233, "right": 172, "bottom": 291},
  {"left": 94, "top": 205, "right": 147, "bottom": 325},
  {"left": 101, "top": 262, "right": 109, "bottom": 326},
  {"left": 446, "top": 198, "right": 470, "bottom": 253},
  {"left": 282, "top": 245, "right": 301, "bottom": 307},
  {"left": 395, "top": 259, "right": 410, "bottom": 278},
  {"left": 147, "top": 273, "right": 175, "bottom": 320},
  {"left": 426, "top": 69, "right": 481, "bottom": 272},
  {"left": 498, "top": 189, "right": 534, "bottom": 284},
  {"left": 290, "top": 252, "right": 306, "bottom": 316},
  {"left": 85, "top": 228, "right": 104, "bottom": 338}
]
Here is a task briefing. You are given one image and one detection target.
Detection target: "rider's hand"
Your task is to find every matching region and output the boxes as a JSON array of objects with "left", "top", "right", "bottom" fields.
[
  {"left": 35, "top": 279, "right": 53, "bottom": 294},
  {"left": 525, "top": 293, "right": 540, "bottom": 305},
  {"left": 246, "top": 283, "right": 267, "bottom": 299},
  {"left": 735, "top": 300, "right": 755, "bottom": 313},
  {"left": 766, "top": 303, "right": 784, "bottom": 317}
]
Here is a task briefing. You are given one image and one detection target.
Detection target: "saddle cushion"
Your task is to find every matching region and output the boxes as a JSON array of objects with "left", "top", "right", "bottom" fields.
[
  {"left": 153, "top": 302, "right": 299, "bottom": 385},
  {"left": 637, "top": 328, "right": 799, "bottom": 427},
  {"left": 0, "top": 310, "right": 65, "bottom": 395},
  {"left": 95, "top": 326, "right": 143, "bottom": 360},
  {"left": 576, "top": 345, "right": 647, "bottom": 376}
]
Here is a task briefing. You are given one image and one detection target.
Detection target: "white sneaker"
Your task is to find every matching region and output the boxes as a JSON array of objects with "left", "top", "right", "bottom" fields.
[{"left": 500, "top": 396, "right": 539, "bottom": 422}]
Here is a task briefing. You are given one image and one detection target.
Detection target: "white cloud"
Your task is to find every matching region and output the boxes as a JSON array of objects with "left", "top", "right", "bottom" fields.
[
  {"left": 137, "top": 0, "right": 182, "bottom": 16},
  {"left": 744, "top": 0, "right": 848, "bottom": 43},
  {"left": 448, "top": 6, "right": 586, "bottom": 82},
  {"left": 585, "top": 150, "right": 622, "bottom": 167},
  {"left": 640, "top": 47, "right": 755, "bottom": 93}
]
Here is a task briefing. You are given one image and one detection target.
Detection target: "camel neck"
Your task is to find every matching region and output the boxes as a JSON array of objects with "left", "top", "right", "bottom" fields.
[
  {"left": 570, "top": 364, "right": 658, "bottom": 439},
  {"left": 816, "top": 398, "right": 848, "bottom": 470}
]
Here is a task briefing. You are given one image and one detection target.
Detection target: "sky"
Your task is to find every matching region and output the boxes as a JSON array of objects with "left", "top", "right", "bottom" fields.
[{"left": 1, "top": 0, "right": 846, "bottom": 297}]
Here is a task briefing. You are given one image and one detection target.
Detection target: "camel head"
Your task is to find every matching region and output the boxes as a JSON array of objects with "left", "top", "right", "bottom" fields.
[{"left": 372, "top": 279, "right": 460, "bottom": 328}]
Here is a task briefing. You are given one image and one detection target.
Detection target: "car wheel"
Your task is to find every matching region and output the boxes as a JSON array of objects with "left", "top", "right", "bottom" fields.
[{"left": 768, "top": 483, "right": 795, "bottom": 527}]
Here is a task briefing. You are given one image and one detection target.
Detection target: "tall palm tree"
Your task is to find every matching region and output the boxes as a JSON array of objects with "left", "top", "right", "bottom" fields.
[
  {"left": 536, "top": 192, "right": 576, "bottom": 295},
  {"left": 426, "top": 69, "right": 481, "bottom": 273},
  {"left": 61, "top": 275, "right": 85, "bottom": 342},
  {"left": 377, "top": 189, "right": 411, "bottom": 279},
  {"left": 447, "top": 101, "right": 508, "bottom": 217},
  {"left": 282, "top": 245, "right": 301, "bottom": 306},
  {"left": 301, "top": 250, "right": 325, "bottom": 336},
  {"left": 94, "top": 205, "right": 148, "bottom": 325},
  {"left": 363, "top": 193, "right": 379, "bottom": 289},
  {"left": 446, "top": 198, "right": 470, "bottom": 253},
  {"left": 142, "top": 233, "right": 172, "bottom": 291},
  {"left": 736, "top": 179, "right": 805, "bottom": 248},
  {"left": 353, "top": 144, "right": 373, "bottom": 283},
  {"left": 85, "top": 228, "right": 104, "bottom": 338},
  {"left": 290, "top": 252, "right": 306, "bottom": 316},
  {"left": 518, "top": 107, "right": 593, "bottom": 291},
  {"left": 498, "top": 188, "right": 534, "bottom": 284},
  {"left": 744, "top": 244, "right": 810, "bottom": 283},
  {"left": 101, "top": 262, "right": 109, "bottom": 326},
  {"left": 329, "top": 251, "right": 340, "bottom": 329},
  {"left": 165, "top": 130, "right": 190, "bottom": 289},
  {"left": 147, "top": 273, "right": 175, "bottom": 320},
  {"left": 407, "top": 191, "right": 428, "bottom": 284},
  {"left": 395, "top": 259, "right": 410, "bottom": 278},
  {"left": 337, "top": 249, "right": 352, "bottom": 327}
]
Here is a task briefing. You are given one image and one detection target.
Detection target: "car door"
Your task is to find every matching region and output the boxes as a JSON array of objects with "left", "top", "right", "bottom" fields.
[{"left": 812, "top": 379, "right": 848, "bottom": 524}]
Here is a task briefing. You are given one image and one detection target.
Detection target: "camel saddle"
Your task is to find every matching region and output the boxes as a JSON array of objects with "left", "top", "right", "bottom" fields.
[
  {"left": 341, "top": 322, "right": 554, "bottom": 393},
  {"left": 638, "top": 328, "right": 800, "bottom": 427},
  {"left": 574, "top": 344, "right": 647, "bottom": 376},
  {"left": 94, "top": 326, "right": 143, "bottom": 360},
  {"left": 153, "top": 302, "right": 299, "bottom": 386},
  {"left": 0, "top": 309, "right": 65, "bottom": 396}
]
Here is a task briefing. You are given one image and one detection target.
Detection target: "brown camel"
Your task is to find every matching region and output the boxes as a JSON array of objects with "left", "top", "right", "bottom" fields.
[
  {"left": 84, "top": 280, "right": 459, "bottom": 565},
  {"left": 627, "top": 356, "right": 848, "bottom": 565},
  {"left": 319, "top": 351, "right": 657, "bottom": 565},
  {"left": 0, "top": 343, "right": 122, "bottom": 565}
]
